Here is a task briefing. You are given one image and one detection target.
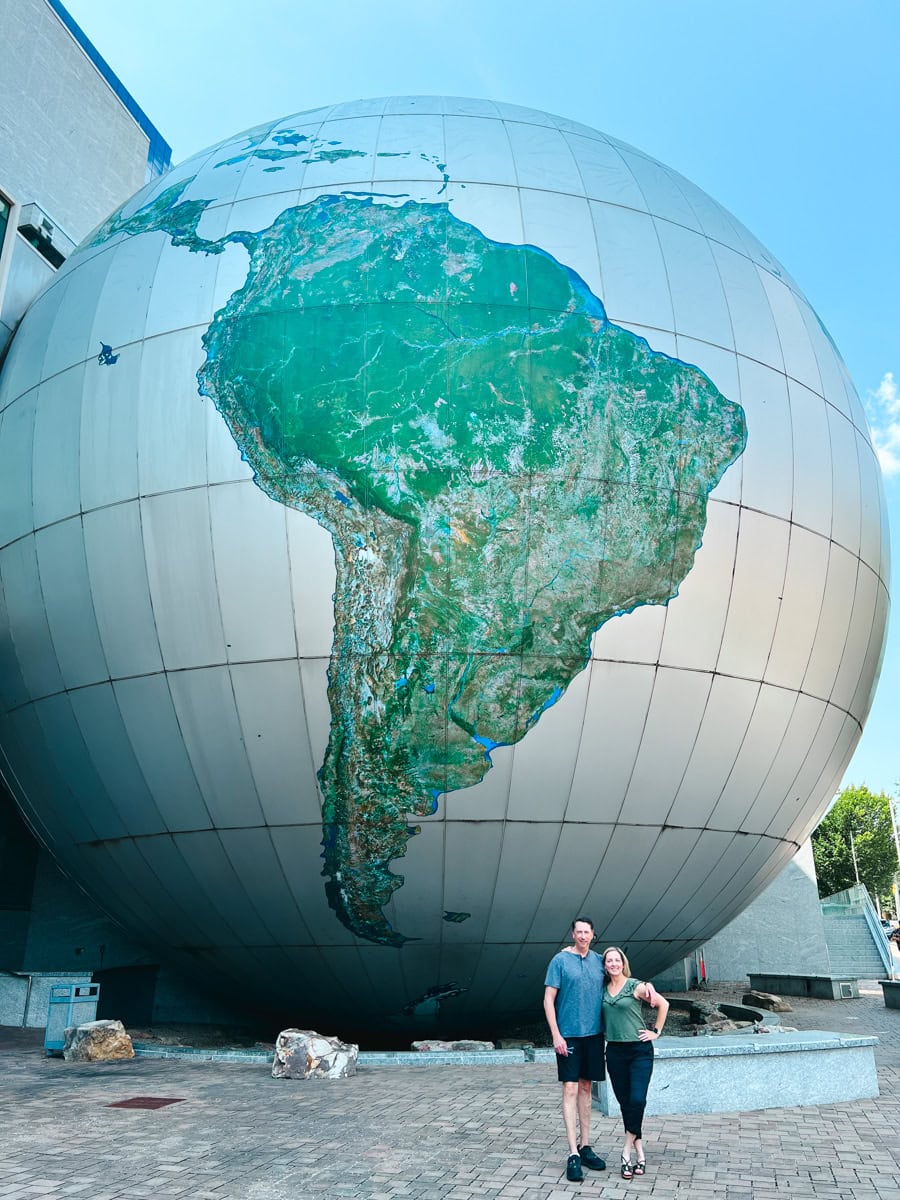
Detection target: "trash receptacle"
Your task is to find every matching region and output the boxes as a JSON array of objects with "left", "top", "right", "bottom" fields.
[{"left": 44, "top": 983, "right": 100, "bottom": 1055}]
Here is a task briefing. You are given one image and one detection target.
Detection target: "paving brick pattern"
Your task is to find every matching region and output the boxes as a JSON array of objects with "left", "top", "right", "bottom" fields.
[{"left": 2, "top": 983, "right": 899, "bottom": 1198}]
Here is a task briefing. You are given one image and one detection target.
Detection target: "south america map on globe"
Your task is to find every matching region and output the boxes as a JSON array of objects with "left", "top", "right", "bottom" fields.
[{"left": 91, "top": 127, "right": 748, "bottom": 947}]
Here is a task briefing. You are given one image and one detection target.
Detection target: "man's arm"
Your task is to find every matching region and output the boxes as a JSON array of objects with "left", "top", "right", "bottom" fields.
[{"left": 544, "top": 985, "right": 568, "bottom": 1056}]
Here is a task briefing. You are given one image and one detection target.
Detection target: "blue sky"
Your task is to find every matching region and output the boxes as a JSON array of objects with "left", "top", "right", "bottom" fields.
[{"left": 64, "top": 0, "right": 899, "bottom": 797}]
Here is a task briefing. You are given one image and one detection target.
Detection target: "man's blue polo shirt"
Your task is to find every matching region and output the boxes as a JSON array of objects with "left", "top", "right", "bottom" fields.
[{"left": 544, "top": 949, "right": 605, "bottom": 1037}]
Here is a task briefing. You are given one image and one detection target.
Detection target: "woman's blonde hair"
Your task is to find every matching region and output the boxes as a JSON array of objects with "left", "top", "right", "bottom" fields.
[{"left": 602, "top": 946, "right": 631, "bottom": 977}]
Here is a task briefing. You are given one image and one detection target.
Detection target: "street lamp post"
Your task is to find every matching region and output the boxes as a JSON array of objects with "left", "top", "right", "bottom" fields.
[
  {"left": 889, "top": 796, "right": 900, "bottom": 981},
  {"left": 889, "top": 796, "right": 900, "bottom": 917},
  {"left": 850, "top": 827, "right": 860, "bottom": 886}
]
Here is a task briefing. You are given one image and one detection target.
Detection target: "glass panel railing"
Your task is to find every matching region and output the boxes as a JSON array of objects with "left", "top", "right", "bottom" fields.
[{"left": 820, "top": 884, "right": 870, "bottom": 915}]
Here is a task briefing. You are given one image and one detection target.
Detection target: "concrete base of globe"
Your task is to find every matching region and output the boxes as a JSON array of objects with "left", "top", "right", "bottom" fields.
[
  {"left": 0, "top": 972, "right": 93, "bottom": 1028},
  {"left": 591, "top": 1031, "right": 878, "bottom": 1115},
  {"left": 747, "top": 973, "right": 859, "bottom": 1000},
  {"left": 879, "top": 980, "right": 900, "bottom": 1008}
]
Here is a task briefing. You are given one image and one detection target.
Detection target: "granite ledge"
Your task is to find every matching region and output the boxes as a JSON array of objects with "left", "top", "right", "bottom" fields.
[
  {"left": 133, "top": 1043, "right": 271, "bottom": 1063},
  {"left": 132, "top": 1043, "right": 529, "bottom": 1067},
  {"left": 592, "top": 1029, "right": 879, "bottom": 1114},
  {"left": 650, "top": 1031, "right": 876, "bottom": 1058},
  {"left": 747, "top": 973, "right": 859, "bottom": 999},
  {"left": 358, "top": 1049, "right": 526, "bottom": 1066},
  {"left": 132, "top": 1034, "right": 876, "bottom": 1070}
]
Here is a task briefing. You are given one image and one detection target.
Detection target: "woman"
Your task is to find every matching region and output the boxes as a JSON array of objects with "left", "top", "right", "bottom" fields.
[{"left": 602, "top": 946, "right": 669, "bottom": 1179}]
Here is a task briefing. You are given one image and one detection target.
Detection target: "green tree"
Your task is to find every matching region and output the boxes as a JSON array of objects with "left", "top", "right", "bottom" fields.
[{"left": 811, "top": 785, "right": 899, "bottom": 900}]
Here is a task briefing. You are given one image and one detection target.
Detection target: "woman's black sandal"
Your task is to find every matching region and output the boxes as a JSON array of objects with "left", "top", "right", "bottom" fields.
[
  {"left": 621, "top": 1157, "right": 634, "bottom": 1180},
  {"left": 634, "top": 1159, "right": 646, "bottom": 1176}
]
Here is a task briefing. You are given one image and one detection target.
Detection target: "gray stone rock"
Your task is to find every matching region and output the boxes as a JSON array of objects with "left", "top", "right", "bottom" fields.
[
  {"left": 497, "top": 1038, "right": 534, "bottom": 1049},
  {"left": 687, "top": 999, "right": 726, "bottom": 1023},
  {"left": 272, "top": 1029, "right": 358, "bottom": 1079},
  {"left": 410, "top": 1038, "right": 495, "bottom": 1051},
  {"left": 706, "top": 1018, "right": 741, "bottom": 1033},
  {"left": 686, "top": 1018, "right": 740, "bottom": 1035},
  {"left": 743, "top": 989, "right": 793, "bottom": 1012},
  {"left": 62, "top": 1019, "right": 134, "bottom": 1062}
]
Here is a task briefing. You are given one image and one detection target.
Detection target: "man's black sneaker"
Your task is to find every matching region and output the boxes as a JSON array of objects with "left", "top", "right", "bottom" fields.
[
  {"left": 566, "top": 1153, "right": 584, "bottom": 1182},
  {"left": 578, "top": 1144, "right": 606, "bottom": 1170}
]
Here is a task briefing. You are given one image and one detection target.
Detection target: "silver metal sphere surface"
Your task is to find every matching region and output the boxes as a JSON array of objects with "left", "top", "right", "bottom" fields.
[{"left": 0, "top": 97, "right": 887, "bottom": 1027}]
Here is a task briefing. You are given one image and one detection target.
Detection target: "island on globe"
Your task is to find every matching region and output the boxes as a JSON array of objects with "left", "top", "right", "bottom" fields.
[{"left": 0, "top": 97, "right": 887, "bottom": 1030}]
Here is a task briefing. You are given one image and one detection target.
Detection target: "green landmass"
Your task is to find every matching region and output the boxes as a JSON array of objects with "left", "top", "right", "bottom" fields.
[
  {"left": 215, "top": 145, "right": 367, "bottom": 168},
  {"left": 93, "top": 180, "right": 747, "bottom": 946}
]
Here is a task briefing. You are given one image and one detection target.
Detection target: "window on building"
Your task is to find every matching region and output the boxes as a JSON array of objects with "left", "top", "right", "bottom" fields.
[{"left": 0, "top": 194, "right": 10, "bottom": 257}]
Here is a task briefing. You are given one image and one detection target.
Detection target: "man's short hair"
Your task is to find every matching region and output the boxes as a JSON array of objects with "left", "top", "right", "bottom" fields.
[{"left": 571, "top": 916, "right": 595, "bottom": 931}]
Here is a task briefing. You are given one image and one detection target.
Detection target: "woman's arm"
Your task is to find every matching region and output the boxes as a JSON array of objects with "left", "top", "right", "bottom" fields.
[{"left": 635, "top": 982, "right": 669, "bottom": 1041}]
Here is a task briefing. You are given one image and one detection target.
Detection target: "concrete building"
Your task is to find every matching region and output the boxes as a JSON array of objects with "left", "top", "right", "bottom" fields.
[
  {"left": 0, "top": 0, "right": 171, "bottom": 359},
  {"left": 698, "top": 840, "right": 832, "bottom": 982}
]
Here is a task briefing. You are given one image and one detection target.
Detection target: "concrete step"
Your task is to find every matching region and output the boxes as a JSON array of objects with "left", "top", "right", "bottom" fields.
[
  {"left": 823, "top": 913, "right": 889, "bottom": 978},
  {"left": 829, "top": 958, "right": 885, "bottom": 976}
]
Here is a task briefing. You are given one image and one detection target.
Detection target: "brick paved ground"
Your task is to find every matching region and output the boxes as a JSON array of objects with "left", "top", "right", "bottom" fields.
[{"left": 2, "top": 982, "right": 899, "bottom": 1199}]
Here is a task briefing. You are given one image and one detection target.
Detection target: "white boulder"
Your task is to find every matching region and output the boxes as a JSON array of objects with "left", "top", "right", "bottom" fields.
[{"left": 272, "top": 1029, "right": 358, "bottom": 1079}]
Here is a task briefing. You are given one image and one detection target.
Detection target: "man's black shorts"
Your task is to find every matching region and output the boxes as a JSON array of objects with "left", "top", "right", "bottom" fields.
[{"left": 556, "top": 1033, "right": 605, "bottom": 1082}]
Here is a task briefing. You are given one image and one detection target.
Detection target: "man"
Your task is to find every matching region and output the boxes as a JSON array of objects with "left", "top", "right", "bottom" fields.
[{"left": 543, "top": 916, "right": 607, "bottom": 1183}]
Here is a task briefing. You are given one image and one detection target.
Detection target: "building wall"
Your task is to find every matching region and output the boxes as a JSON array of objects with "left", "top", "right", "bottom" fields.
[
  {"left": 0, "top": 789, "right": 39, "bottom": 970},
  {"left": 698, "top": 840, "right": 832, "bottom": 982},
  {"left": 2, "top": 848, "right": 249, "bottom": 1028},
  {"left": 0, "top": 0, "right": 149, "bottom": 243},
  {"left": 0, "top": 197, "right": 12, "bottom": 354},
  {"left": 1, "top": 237, "right": 55, "bottom": 332},
  {"left": 21, "top": 854, "right": 150, "bottom": 975}
]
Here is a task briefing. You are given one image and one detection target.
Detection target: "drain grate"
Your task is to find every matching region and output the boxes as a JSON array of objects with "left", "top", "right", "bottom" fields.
[{"left": 106, "top": 1096, "right": 185, "bottom": 1110}]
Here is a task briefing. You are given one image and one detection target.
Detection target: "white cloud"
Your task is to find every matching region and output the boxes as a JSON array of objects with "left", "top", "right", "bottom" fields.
[{"left": 864, "top": 372, "right": 900, "bottom": 477}]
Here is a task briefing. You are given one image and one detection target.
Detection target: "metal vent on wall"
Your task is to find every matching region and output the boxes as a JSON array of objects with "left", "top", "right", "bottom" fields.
[{"left": 17, "top": 202, "right": 75, "bottom": 269}]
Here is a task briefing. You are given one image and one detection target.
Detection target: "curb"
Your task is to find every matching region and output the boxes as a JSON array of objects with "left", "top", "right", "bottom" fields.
[{"left": 131, "top": 1043, "right": 540, "bottom": 1067}]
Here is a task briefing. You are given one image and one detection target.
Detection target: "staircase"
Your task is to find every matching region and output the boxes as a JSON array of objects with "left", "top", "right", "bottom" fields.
[{"left": 821, "top": 885, "right": 892, "bottom": 979}]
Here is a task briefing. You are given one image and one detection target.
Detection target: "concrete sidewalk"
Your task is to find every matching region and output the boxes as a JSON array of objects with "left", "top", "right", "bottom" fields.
[{"left": 1, "top": 983, "right": 898, "bottom": 1199}]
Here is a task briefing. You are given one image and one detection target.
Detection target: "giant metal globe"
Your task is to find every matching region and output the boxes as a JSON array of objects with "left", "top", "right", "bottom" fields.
[{"left": 0, "top": 97, "right": 888, "bottom": 1029}]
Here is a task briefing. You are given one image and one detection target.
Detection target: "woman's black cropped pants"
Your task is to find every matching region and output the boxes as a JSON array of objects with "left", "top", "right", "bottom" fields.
[{"left": 605, "top": 1040, "right": 654, "bottom": 1138}]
